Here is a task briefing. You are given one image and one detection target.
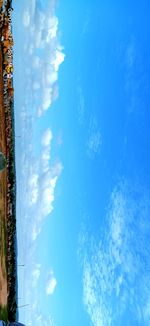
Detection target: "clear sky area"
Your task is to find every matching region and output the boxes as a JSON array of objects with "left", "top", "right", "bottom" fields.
[{"left": 13, "top": 0, "right": 150, "bottom": 325}]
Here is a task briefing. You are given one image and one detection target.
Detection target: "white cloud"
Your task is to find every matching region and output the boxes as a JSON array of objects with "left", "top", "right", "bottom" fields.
[
  {"left": 21, "top": 4, "right": 65, "bottom": 117},
  {"left": 25, "top": 300, "right": 55, "bottom": 326},
  {"left": 87, "top": 116, "right": 102, "bottom": 159},
  {"left": 46, "top": 16, "right": 59, "bottom": 39},
  {"left": 87, "top": 131, "right": 102, "bottom": 157},
  {"left": 42, "top": 128, "right": 53, "bottom": 147},
  {"left": 16, "top": 124, "right": 62, "bottom": 242},
  {"left": 77, "top": 84, "right": 85, "bottom": 125},
  {"left": 77, "top": 89, "right": 102, "bottom": 155},
  {"left": 13, "top": 1, "right": 64, "bottom": 324},
  {"left": 52, "top": 49, "right": 65, "bottom": 72},
  {"left": 80, "top": 181, "right": 150, "bottom": 325},
  {"left": 27, "top": 128, "right": 63, "bottom": 241},
  {"left": 32, "top": 264, "right": 41, "bottom": 287},
  {"left": 30, "top": 167, "right": 62, "bottom": 241},
  {"left": 123, "top": 38, "right": 145, "bottom": 115},
  {"left": 46, "top": 270, "right": 57, "bottom": 295},
  {"left": 23, "top": 10, "right": 30, "bottom": 27},
  {"left": 32, "top": 226, "right": 42, "bottom": 242},
  {"left": 28, "top": 173, "right": 39, "bottom": 205},
  {"left": 36, "top": 315, "right": 55, "bottom": 326}
]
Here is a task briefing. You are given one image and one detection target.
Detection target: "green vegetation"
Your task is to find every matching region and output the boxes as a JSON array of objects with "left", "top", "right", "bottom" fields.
[
  {"left": 0, "top": 152, "right": 6, "bottom": 172},
  {"left": 0, "top": 217, "right": 7, "bottom": 277},
  {"left": 0, "top": 305, "right": 8, "bottom": 321}
]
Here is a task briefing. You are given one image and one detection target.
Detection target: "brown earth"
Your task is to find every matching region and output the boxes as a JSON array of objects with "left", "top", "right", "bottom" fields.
[{"left": 0, "top": 41, "right": 8, "bottom": 306}]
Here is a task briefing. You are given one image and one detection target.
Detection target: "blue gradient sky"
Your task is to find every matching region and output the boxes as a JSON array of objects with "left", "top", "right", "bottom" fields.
[{"left": 13, "top": 0, "right": 150, "bottom": 325}]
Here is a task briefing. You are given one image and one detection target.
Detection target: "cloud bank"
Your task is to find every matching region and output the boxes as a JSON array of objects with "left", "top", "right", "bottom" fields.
[
  {"left": 18, "top": 0, "right": 65, "bottom": 117},
  {"left": 23, "top": 127, "right": 63, "bottom": 241},
  {"left": 13, "top": 1, "right": 65, "bottom": 324}
]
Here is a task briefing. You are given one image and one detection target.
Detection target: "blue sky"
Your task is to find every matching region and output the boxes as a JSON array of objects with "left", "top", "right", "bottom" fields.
[{"left": 12, "top": 0, "right": 150, "bottom": 325}]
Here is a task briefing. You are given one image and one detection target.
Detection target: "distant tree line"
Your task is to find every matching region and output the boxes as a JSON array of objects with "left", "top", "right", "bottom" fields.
[{"left": 6, "top": 102, "right": 17, "bottom": 322}]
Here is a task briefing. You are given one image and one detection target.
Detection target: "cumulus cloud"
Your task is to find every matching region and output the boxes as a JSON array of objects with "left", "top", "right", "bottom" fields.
[
  {"left": 42, "top": 128, "right": 53, "bottom": 147},
  {"left": 46, "top": 270, "right": 57, "bottom": 295},
  {"left": 80, "top": 181, "right": 150, "bottom": 325},
  {"left": 28, "top": 173, "right": 39, "bottom": 205},
  {"left": 15, "top": 125, "right": 61, "bottom": 321},
  {"left": 20, "top": 2, "right": 65, "bottom": 117},
  {"left": 13, "top": 1, "right": 64, "bottom": 324},
  {"left": 27, "top": 159, "right": 63, "bottom": 242},
  {"left": 15, "top": 124, "right": 63, "bottom": 242},
  {"left": 30, "top": 128, "right": 62, "bottom": 240}
]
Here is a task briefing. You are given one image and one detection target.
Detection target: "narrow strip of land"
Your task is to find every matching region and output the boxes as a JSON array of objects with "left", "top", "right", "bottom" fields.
[
  {"left": 0, "top": 43, "right": 7, "bottom": 308},
  {"left": 0, "top": 0, "right": 17, "bottom": 322}
]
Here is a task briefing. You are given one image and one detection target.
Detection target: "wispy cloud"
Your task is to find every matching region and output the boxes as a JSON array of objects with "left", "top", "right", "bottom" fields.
[
  {"left": 79, "top": 181, "right": 150, "bottom": 325},
  {"left": 77, "top": 84, "right": 85, "bottom": 125},
  {"left": 86, "top": 116, "right": 102, "bottom": 159},
  {"left": 26, "top": 300, "right": 55, "bottom": 326},
  {"left": 123, "top": 38, "right": 145, "bottom": 115},
  {"left": 32, "top": 264, "right": 41, "bottom": 288},
  {"left": 23, "top": 10, "right": 30, "bottom": 27},
  {"left": 77, "top": 83, "right": 102, "bottom": 159},
  {"left": 125, "top": 41, "right": 136, "bottom": 69},
  {"left": 81, "top": 9, "right": 90, "bottom": 37}
]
